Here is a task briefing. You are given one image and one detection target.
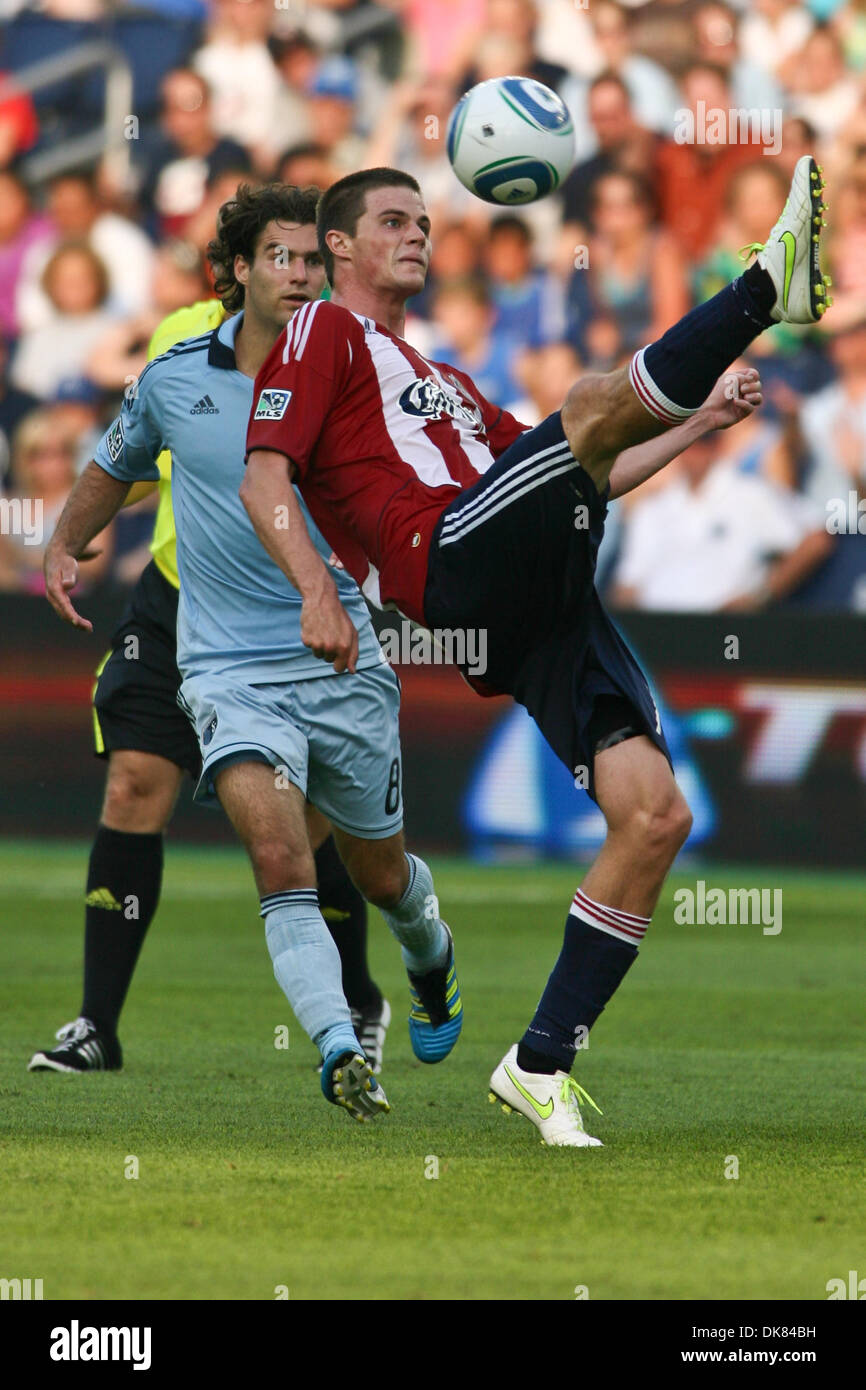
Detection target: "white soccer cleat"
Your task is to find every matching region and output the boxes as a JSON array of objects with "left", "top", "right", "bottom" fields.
[
  {"left": 488, "top": 1044, "right": 603, "bottom": 1148},
  {"left": 745, "top": 154, "right": 832, "bottom": 324}
]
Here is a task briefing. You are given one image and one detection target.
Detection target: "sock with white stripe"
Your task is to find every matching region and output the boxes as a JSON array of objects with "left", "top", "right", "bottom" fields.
[
  {"left": 261, "top": 889, "right": 360, "bottom": 1061},
  {"left": 379, "top": 854, "right": 448, "bottom": 974},
  {"left": 632, "top": 264, "right": 775, "bottom": 421},
  {"left": 517, "top": 888, "right": 649, "bottom": 1073}
]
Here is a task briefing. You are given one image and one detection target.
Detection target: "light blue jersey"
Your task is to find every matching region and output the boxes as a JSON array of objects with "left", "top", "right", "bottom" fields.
[{"left": 94, "top": 313, "right": 386, "bottom": 684}]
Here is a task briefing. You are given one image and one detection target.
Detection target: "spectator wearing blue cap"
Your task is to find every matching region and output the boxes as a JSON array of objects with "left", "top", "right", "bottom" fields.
[
  {"left": 307, "top": 55, "right": 367, "bottom": 173},
  {"left": 49, "top": 377, "right": 106, "bottom": 479}
]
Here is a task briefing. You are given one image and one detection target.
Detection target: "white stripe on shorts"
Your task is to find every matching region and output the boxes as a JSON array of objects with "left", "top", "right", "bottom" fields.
[
  {"left": 439, "top": 437, "right": 576, "bottom": 540},
  {"left": 438, "top": 451, "right": 579, "bottom": 547}
]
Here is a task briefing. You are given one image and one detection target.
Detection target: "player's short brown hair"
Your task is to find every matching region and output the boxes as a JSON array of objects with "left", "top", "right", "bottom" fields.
[
  {"left": 316, "top": 167, "right": 421, "bottom": 286},
  {"left": 207, "top": 183, "right": 321, "bottom": 313}
]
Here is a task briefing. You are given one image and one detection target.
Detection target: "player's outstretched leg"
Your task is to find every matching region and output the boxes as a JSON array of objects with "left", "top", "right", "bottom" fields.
[
  {"left": 335, "top": 834, "right": 463, "bottom": 1064},
  {"left": 561, "top": 155, "right": 831, "bottom": 494},
  {"left": 490, "top": 736, "right": 690, "bottom": 1147},
  {"left": 28, "top": 750, "right": 182, "bottom": 1074},
  {"left": 217, "top": 761, "right": 389, "bottom": 1123}
]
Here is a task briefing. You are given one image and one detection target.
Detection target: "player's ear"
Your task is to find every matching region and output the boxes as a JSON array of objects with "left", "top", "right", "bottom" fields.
[
  {"left": 325, "top": 227, "right": 351, "bottom": 270},
  {"left": 234, "top": 253, "right": 250, "bottom": 289}
]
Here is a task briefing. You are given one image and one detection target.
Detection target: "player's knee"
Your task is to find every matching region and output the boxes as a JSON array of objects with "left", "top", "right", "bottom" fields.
[
  {"left": 103, "top": 758, "right": 171, "bottom": 829},
  {"left": 352, "top": 858, "right": 407, "bottom": 911},
  {"left": 249, "top": 837, "right": 314, "bottom": 894},
  {"left": 561, "top": 372, "right": 618, "bottom": 464},
  {"left": 626, "top": 790, "right": 692, "bottom": 866}
]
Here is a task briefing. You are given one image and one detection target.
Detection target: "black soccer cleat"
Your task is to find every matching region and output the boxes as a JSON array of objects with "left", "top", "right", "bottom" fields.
[
  {"left": 350, "top": 997, "right": 391, "bottom": 1075},
  {"left": 28, "top": 1017, "right": 122, "bottom": 1073}
]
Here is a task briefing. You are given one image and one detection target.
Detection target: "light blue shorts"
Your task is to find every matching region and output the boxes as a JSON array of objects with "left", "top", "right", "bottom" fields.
[{"left": 178, "top": 662, "right": 403, "bottom": 839}]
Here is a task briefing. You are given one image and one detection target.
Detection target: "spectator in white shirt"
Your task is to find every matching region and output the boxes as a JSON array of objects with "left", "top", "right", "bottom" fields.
[
  {"left": 11, "top": 242, "right": 115, "bottom": 401},
  {"left": 739, "top": 0, "right": 814, "bottom": 77},
  {"left": 17, "top": 171, "right": 154, "bottom": 333},
  {"left": 612, "top": 435, "right": 832, "bottom": 611},
  {"left": 799, "top": 320, "right": 866, "bottom": 518},
  {"left": 192, "top": 0, "right": 283, "bottom": 166},
  {"left": 781, "top": 24, "right": 861, "bottom": 142}
]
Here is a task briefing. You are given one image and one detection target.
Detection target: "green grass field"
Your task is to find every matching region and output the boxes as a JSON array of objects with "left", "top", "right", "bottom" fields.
[{"left": 1, "top": 840, "right": 863, "bottom": 1301}]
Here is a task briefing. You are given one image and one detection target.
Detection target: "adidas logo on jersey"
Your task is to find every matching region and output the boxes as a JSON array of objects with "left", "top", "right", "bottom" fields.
[{"left": 190, "top": 394, "right": 219, "bottom": 415}]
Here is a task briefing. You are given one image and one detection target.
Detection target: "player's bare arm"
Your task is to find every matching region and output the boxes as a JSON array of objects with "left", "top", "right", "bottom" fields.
[
  {"left": 240, "top": 449, "right": 358, "bottom": 673},
  {"left": 44, "top": 461, "right": 131, "bottom": 630},
  {"left": 608, "top": 368, "right": 763, "bottom": 500}
]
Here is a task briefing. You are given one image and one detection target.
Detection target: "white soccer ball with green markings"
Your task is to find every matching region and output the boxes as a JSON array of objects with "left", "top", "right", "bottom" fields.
[{"left": 446, "top": 76, "right": 576, "bottom": 205}]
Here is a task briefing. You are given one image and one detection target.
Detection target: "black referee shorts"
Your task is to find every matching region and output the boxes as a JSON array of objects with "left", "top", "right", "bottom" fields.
[
  {"left": 92, "top": 560, "right": 201, "bottom": 778},
  {"left": 423, "top": 410, "right": 670, "bottom": 800}
]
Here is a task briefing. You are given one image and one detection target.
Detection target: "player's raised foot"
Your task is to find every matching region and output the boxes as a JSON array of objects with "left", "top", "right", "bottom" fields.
[
  {"left": 350, "top": 997, "right": 391, "bottom": 1075},
  {"left": 28, "top": 1017, "right": 122, "bottom": 1074},
  {"left": 407, "top": 926, "right": 463, "bottom": 1063},
  {"left": 321, "top": 1049, "right": 390, "bottom": 1123},
  {"left": 488, "top": 1044, "right": 603, "bottom": 1148},
  {"left": 742, "top": 155, "right": 832, "bottom": 324}
]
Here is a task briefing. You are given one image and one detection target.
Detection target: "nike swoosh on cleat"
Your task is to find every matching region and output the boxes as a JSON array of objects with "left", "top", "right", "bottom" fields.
[
  {"left": 503, "top": 1065, "right": 554, "bottom": 1119},
  {"left": 780, "top": 230, "right": 796, "bottom": 311}
]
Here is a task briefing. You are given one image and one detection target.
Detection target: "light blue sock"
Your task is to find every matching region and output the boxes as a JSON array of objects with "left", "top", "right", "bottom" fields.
[
  {"left": 261, "top": 890, "right": 359, "bottom": 1060},
  {"left": 380, "top": 854, "right": 449, "bottom": 975}
]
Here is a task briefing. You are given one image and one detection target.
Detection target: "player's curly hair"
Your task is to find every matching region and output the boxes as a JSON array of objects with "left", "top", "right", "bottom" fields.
[{"left": 207, "top": 183, "right": 321, "bottom": 313}]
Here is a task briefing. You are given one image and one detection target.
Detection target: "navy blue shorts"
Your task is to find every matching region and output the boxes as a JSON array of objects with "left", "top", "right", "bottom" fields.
[{"left": 423, "top": 411, "right": 670, "bottom": 799}]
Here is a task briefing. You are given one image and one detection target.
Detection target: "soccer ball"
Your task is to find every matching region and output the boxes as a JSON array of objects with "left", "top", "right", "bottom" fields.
[{"left": 446, "top": 76, "right": 576, "bottom": 205}]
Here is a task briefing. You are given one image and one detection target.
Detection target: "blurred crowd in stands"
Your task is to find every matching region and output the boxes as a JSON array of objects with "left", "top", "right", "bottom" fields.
[{"left": 1, "top": 0, "right": 865, "bottom": 611}]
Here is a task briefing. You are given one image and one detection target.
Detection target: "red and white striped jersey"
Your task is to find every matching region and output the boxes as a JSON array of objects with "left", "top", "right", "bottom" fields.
[{"left": 245, "top": 298, "right": 527, "bottom": 624}]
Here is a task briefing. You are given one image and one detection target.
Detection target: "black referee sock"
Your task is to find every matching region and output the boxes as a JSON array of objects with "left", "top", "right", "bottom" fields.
[
  {"left": 80, "top": 826, "right": 163, "bottom": 1037},
  {"left": 314, "top": 835, "right": 382, "bottom": 1014}
]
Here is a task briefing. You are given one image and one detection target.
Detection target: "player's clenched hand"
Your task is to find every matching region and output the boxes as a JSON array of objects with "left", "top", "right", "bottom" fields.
[
  {"left": 301, "top": 583, "right": 358, "bottom": 673},
  {"left": 700, "top": 368, "right": 763, "bottom": 431},
  {"left": 43, "top": 544, "right": 93, "bottom": 631}
]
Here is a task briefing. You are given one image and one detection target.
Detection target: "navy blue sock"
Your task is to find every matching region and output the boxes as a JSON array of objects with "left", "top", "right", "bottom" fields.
[
  {"left": 518, "top": 889, "right": 648, "bottom": 1073},
  {"left": 631, "top": 264, "right": 775, "bottom": 420}
]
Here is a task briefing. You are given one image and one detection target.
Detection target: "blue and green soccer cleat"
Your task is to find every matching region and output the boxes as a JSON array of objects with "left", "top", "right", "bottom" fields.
[{"left": 407, "top": 926, "right": 463, "bottom": 1063}]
